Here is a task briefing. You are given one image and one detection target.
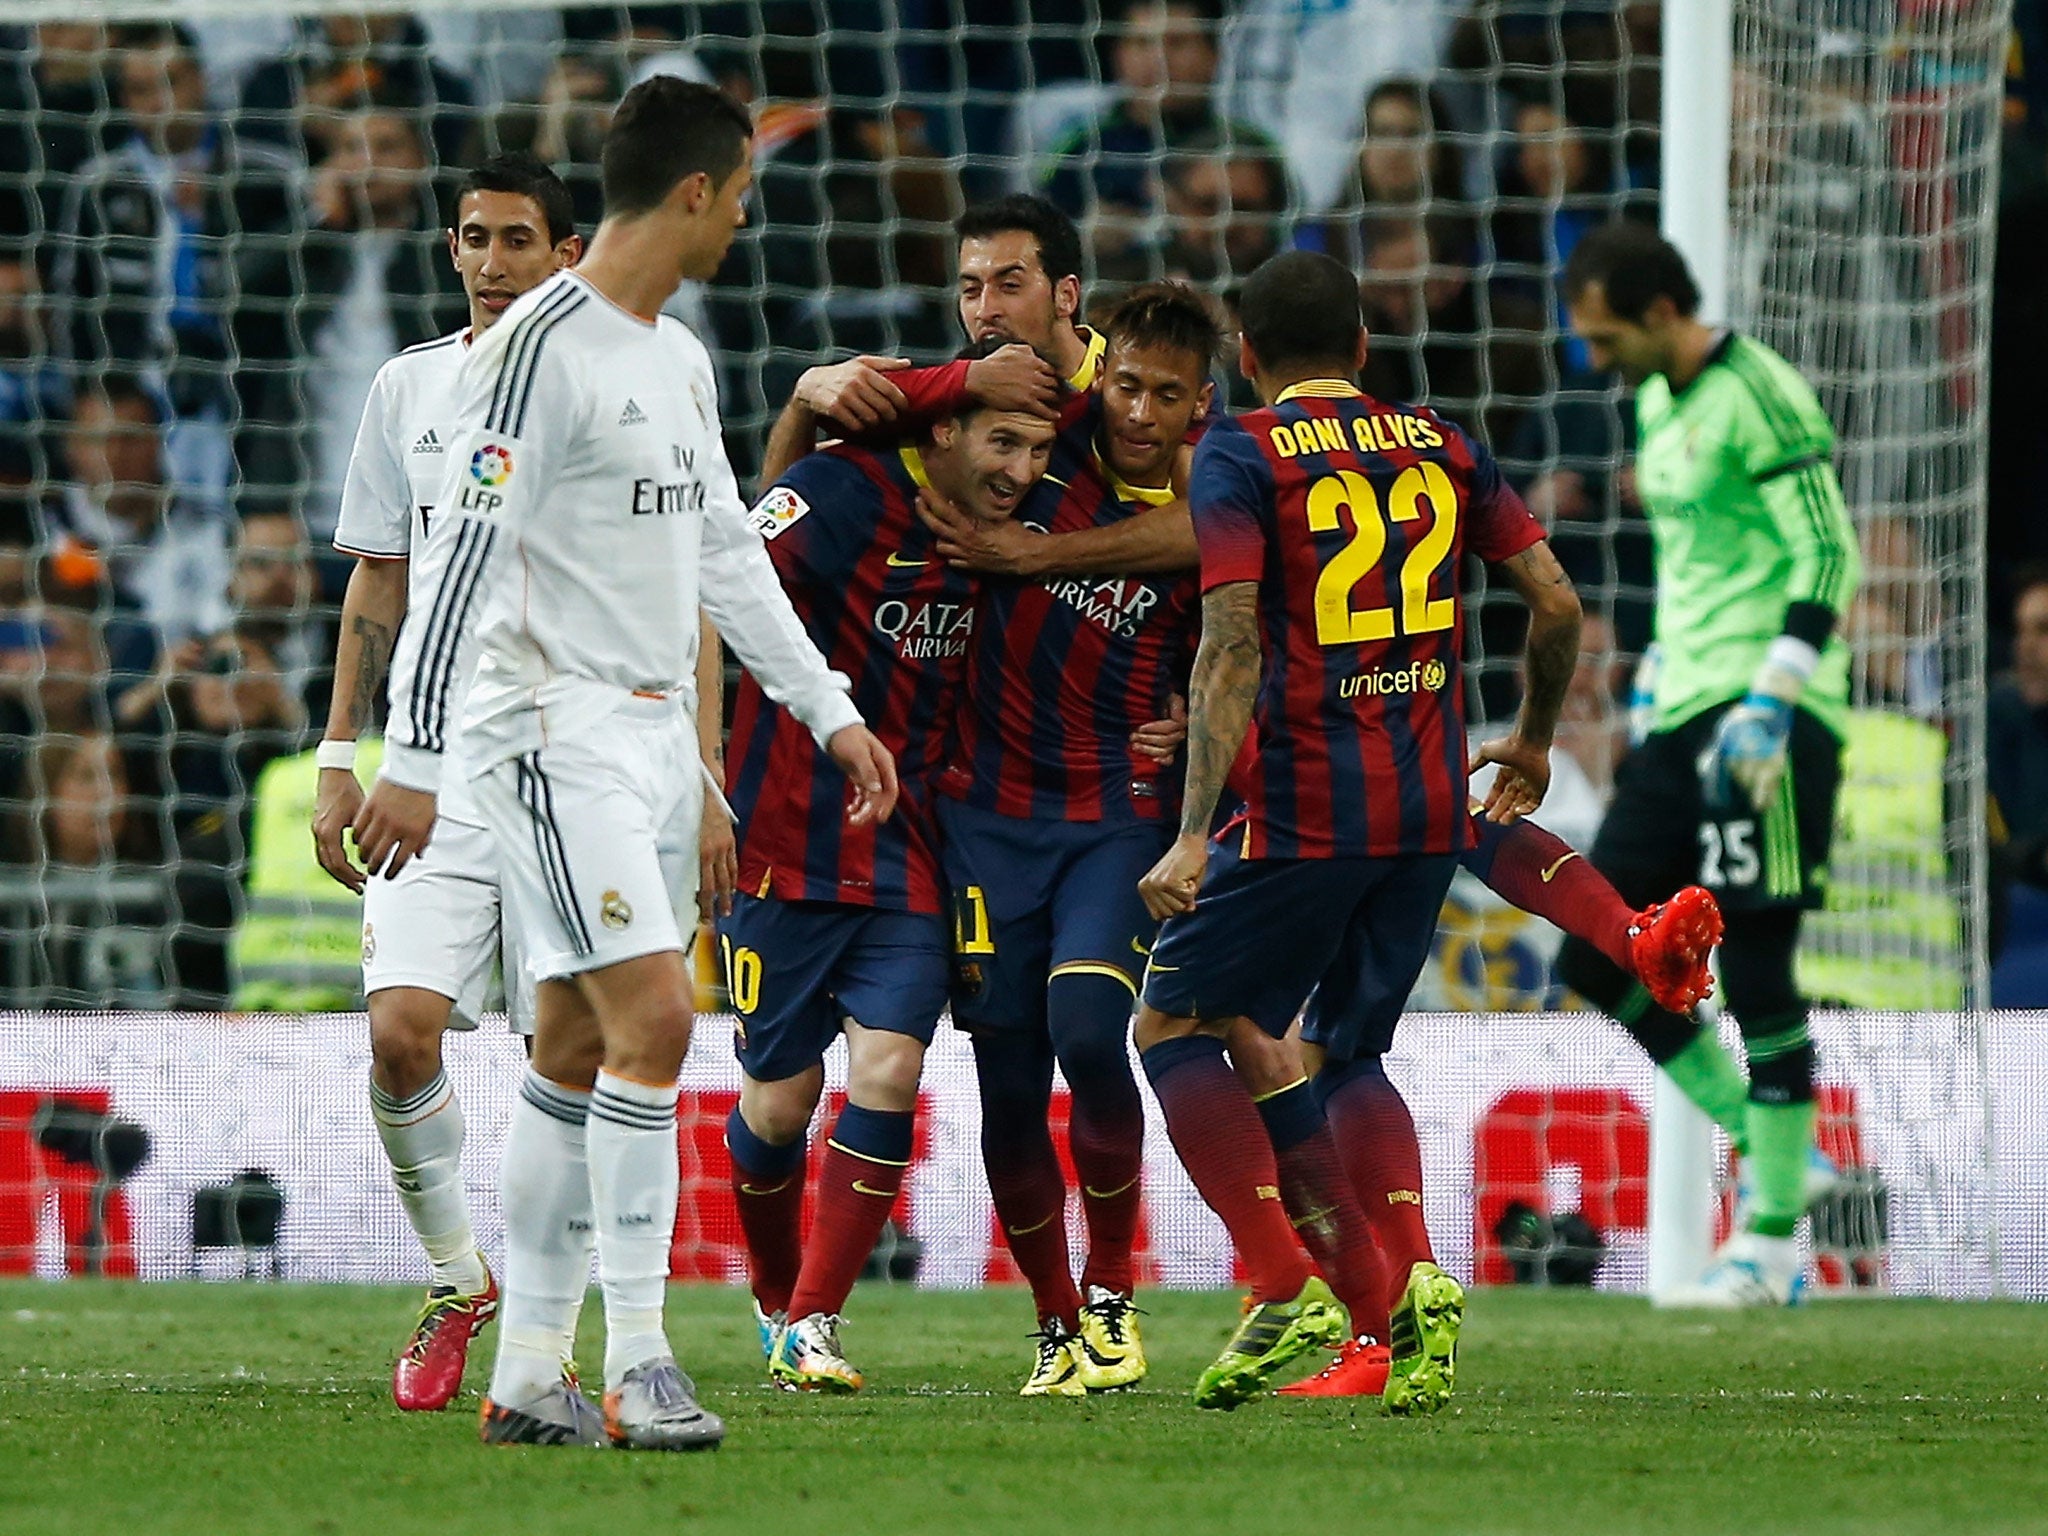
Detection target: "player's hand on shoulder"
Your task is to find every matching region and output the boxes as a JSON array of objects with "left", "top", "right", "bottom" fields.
[
  {"left": 1471, "top": 735, "right": 1552, "bottom": 824},
  {"left": 354, "top": 778, "right": 438, "bottom": 880},
  {"left": 915, "top": 487, "right": 1044, "bottom": 576},
  {"left": 965, "top": 344, "right": 1061, "bottom": 420},
  {"left": 311, "top": 764, "right": 368, "bottom": 894},
  {"left": 795, "top": 356, "right": 911, "bottom": 433},
  {"left": 1139, "top": 832, "right": 1209, "bottom": 921},
  {"left": 697, "top": 799, "right": 738, "bottom": 921},
  {"left": 826, "top": 724, "right": 899, "bottom": 828}
]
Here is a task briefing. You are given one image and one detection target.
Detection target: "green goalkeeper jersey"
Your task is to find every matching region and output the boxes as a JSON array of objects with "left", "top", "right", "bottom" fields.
[{"left": 1634, "top": 333, "right": 1860, "bottom": 739}]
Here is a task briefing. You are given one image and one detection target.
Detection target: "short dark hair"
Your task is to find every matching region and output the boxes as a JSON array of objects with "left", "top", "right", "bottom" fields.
[
  {"left": 77, "top": 371, "right": 164, "bottom": 425},
  {"left": 1237, "top": 251, "right": 1363, "bottom": 375},
  {"left": 1100, "top": 281, "right": 1223, "bottom": 375},
  {"left": 456, "top": 152, "right": 578, "bottom": 247},
  {"left": 600, "top": 76, "right": 753, "bottom": 219},
  {"left": 2012, "top": 563, "right": 2048, "bottom": 615},
  {"left": 1561, "top": 220, "right": 1701, "bottom": 322},
  {"left": 955, "top": 195, "right": 1083, "bottom": 289},
  {"left": 112, "top": 21, "right": 202, "bottom": 60}
]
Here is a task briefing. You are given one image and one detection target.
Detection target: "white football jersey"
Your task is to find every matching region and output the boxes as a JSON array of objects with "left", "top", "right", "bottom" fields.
[
  {"left": 381, "top": 270, "right": 860, "bottom": 793},
  {"left": 333, "top": 327, "right": 494, "bottom": 825}
]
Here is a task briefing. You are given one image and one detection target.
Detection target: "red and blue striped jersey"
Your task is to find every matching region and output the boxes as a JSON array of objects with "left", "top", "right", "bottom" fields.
[
  {"left": 729, "top": 444, "right": 978, "bottom": 913},
  {"left": 939, "top": 398, "right": 1199, "bottom": 823},
  {"left": 1192, "top": 381, "right": 1544, "bottom": 860}
]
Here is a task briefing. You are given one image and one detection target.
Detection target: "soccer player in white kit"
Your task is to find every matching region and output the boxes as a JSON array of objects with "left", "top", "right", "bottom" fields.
[
  {"left": 311, "top": 153, "right": 586, "bottom": 1413},
  {"left": 355, "top": 78, "right": 897, "bottom": 1452}
]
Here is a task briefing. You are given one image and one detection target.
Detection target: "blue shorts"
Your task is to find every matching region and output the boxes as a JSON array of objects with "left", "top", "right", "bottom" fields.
[
  {"left": 937, "top": 798, "right": 1170, "bottom": 1034},
  {"left": 1141, "top": 837, "right": 1457, "bottom": 1065},
  {"left": 716, "top": 894, "right": 950, "bottom": 1083}
]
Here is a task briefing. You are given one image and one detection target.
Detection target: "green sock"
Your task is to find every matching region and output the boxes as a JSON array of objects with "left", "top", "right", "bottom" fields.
[
  {"left": 1744, "top": 1099, "right": 1817, "bottom": 1237},
  {"left": 1616, "top": 986, "right": 1751, "bottom": 1151},
  {"left": 1659, "top": 1029, "right": 1751, "bottom": 1152}
]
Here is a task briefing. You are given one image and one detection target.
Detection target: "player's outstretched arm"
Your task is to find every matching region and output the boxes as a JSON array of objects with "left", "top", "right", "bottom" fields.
[
  {"left": 1474, "top": 539, "right": 1582, "bottom": 824},
  {"left": 760, "top": 356, "right": 912, "bottom": 486},
  {"left": 1140, "top": 581, "right": 1260, "bottom": 920},
  {"left": 312, "top": 554, "right": 407, "bottom": 892},
  {"left": 917, "top": 490, "right": 1199, "bottom": 578}
]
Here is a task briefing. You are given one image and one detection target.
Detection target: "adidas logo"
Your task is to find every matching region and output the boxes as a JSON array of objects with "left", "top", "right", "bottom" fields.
[
  {"left": 412, "top": 429, "right": 443, "bottom": 454},
  {"left": 619, "top": 398, "right": 647, "bottom": 427}
]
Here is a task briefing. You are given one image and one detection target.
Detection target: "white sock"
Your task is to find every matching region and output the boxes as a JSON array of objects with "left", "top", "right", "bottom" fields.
[
  {"left": 369, "top": 1070, "right": 487, "bottom": 1294},
  {"left": 587, "top": 1068, "right": 680, "bottom": 1387},
  {"left": 489, "top": 1068, "right": 596, "bottom": 1406}
]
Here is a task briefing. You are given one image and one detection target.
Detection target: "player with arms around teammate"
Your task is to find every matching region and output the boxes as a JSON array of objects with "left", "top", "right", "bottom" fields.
[
  {"left": 1557, "top": 222, "right": 1860, "bottom": 1306},
  {"left": 1136, "top": 251, "right": 1582, "bottom": 1411},
  {"left": 722, "top": 382, "right": 1056, "bottom": 1394},
  {"left": 934, "top": 282, "right": 1216, "bottom": 1397},
  {"left": 355, "top": 78, "right": 897, "bottom": 1451},
  {"left": 309, "top": 153, "right": 580, "bottom": 1413}
]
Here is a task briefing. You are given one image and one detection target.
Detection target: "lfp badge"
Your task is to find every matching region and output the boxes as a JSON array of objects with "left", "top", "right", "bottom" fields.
[{"left": 469, "top": 444, "right": 514, "bottom": 487}]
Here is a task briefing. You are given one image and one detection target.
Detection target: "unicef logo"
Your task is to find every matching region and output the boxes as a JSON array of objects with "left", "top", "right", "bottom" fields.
[
  {"left": 469, "top": 445, "right": 514, "bottom": 487},
  {"left": 1422, "top": 659, "right": 1447, "bottom": 692}
]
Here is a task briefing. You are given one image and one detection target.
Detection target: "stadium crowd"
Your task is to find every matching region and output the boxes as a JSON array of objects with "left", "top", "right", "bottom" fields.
[{"left": 0, "top": 1, "right": 2034, "bottom": 1008}]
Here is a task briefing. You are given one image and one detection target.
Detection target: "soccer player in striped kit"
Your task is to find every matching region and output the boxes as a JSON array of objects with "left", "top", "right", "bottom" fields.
[
  {"left": 355, "top": 78, "right": 895, "bottom": 1451},
  {"left": 721, "top": 380, "right": 1058, "bottom": 1395},
  {"left": 1135, "top": 251, "right": 1584, "bottom": 1413}
]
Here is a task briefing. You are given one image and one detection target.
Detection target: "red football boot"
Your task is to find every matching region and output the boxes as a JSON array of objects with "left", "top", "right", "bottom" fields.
[
  {"left": 1277, "top": 1337, "right": 1392, "bottom": 1397},
  {"left": 1627, "top": 886, "right": 1724, "bottom": 1014},
  {"left": 394, "top": 1265, "right": 499, "bottom": 1411}
]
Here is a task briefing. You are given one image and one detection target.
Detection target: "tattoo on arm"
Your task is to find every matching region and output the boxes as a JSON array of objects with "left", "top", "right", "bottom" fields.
[
  {"left": 1500, "top": 543, "right": 1580, "bottom": 745},
  {"left": 1178, "top": 582, "right": 1262, "bottom": 838},
  {"left": 347, "top": 615, "right": 393, "bottom": 734}
]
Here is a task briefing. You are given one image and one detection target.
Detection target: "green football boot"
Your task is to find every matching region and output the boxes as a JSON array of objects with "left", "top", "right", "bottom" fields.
[
  {"left": 1382, "top": 1260, "right": 1464, "bottom": 1417},
  {"left": 1191, "top": 1274, "right": 1347, "bottom": 1410}
]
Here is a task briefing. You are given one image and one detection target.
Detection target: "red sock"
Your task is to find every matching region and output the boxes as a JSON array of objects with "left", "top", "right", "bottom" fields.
[
  {"left": 1276, "top": 1127, "right": 1392, "bottom": 1342},
  {"left": 1072, "top": 1121, "right": 1143, "bottom": 1299},
  {"left": 1318, "top": 1060, "right": 1434, "bottom": 1311},
  {"left": 1051, "top": 971, "right": 1147, "bottom": 1299},
  {"left": 785, "top": 1105, "right": 911, "bottom": 1321},
  {"left": 1468, "top": 812, "right": 1634, "bottom": 970},
  {"left": 1143, "top": 1036, "right": 1311, "bottom": 1303},
  {"left": 726, "top": 1107, "right": 806, "bottom": 1316}
]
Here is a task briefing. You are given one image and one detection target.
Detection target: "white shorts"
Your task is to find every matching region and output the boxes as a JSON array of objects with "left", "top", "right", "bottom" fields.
[
  {"left": 473, "top": 695, "right": 703, "bottom": 985},
  {"left": 361, "top": 813, "right": 534, "bottom": 1034}
]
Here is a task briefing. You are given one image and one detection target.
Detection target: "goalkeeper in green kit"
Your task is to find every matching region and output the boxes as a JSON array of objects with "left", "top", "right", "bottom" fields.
[{"left": 1556, "top": 221, "right": 1860, "bottom": 1306}]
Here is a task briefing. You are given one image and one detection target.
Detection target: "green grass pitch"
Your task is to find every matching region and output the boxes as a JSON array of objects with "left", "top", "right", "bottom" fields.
[{"left": 5, "top": 1281, "right": 2046, "bottom": 1536}]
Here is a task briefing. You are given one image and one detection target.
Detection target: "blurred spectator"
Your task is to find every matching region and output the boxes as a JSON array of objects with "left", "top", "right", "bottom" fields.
[
  {"left": 1125, "top": 128, "right": 1287, "bottom": 288},
  {"left": 52, "top": 23, "right": 302, "bottom": 514},
  {"left": 1846, "top": 515, "right": 1942, "bottom": 718},
  {"left": 1314, "top": 79, "right": 1469, "bottom": 265},
  {"left": 488, "top": 47, "right": 629, "bottom": 230},
  {"left": 1039, "top": 0, "right": 1275, "bottom": 273},
  {"left": 239, "top": 106, "right": 465, "bottom": 542},
  {"left": 1, "top": 252, "right": 62, "bottom": 562},
  {"left": 716, "top": 100, "right": 961, "bottom": 454},
  {"left": 3, "top": 733, "right": 148, "bottom": 869},
  {"left": 1357, "top": 213, "right": 1551, "bottom": 450},
  {"left": 237, "top": 13, "right": 474, "bottom": 171},
  {"left": 225, "top": 512, "right": 325, "bottom": 727},
  {"left": 0, "top": 23, "right": 116, "bottom": 250},
  {"left": 1492, "top": 87, "right": 1637, "bottom": 373},
  {"left": 1990, "top": 567, "right": 2048, "bottom": 887},
  {"left": 47, "top": 375, "right": 230, "bottom": 646},
  {"left": 1218, "top": 0, "right": 1455, "bottom": 214},
  {"left": 1501, "top": 377, "right": 1654, "bottom": 654}
]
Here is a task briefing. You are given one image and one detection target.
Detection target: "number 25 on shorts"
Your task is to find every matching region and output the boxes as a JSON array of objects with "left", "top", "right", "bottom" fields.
[{"left": 1304, "top": 463, "right": 1461, "bottom": 647}]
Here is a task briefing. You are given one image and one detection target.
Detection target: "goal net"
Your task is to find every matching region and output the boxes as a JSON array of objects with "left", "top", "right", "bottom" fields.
[{"left": 0, "top": 1, "right": 2012, "bottom": 1295}]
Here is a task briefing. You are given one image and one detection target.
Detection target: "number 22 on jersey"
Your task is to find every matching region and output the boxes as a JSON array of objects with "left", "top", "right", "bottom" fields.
[{"left": 1303, "top": 462, "right": 1461, "bottom": 647}]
